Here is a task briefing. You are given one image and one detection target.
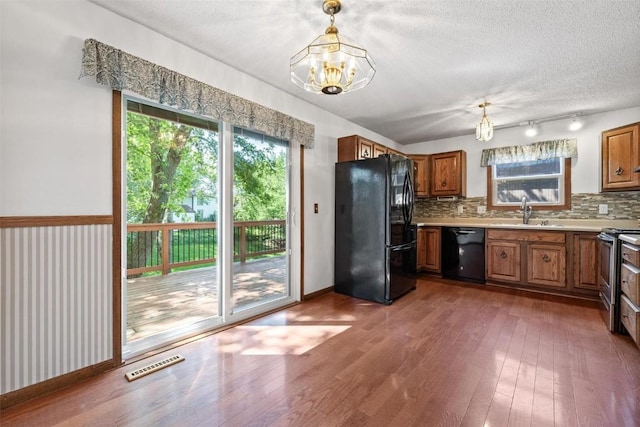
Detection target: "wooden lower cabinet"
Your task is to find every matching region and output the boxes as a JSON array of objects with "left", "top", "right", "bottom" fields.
[
  {"left": 485, "top": 229, "right": 598, "bottom": 298},
  {"left": 416, "top": 226, "right": 441, "bottom": 273},
  {"left": 572, "top": 233, "right": 599, "bottom": 291},
  {"left": 486, "top": 240, "right": 521, "bottom": 282},
  {"left": 527, "top": 243, "right": 566, "bottom": 288}
]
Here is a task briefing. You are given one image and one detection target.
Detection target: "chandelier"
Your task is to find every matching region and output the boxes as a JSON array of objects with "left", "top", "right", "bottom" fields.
[
  {"left": 476, "top": 102, "right": 494, "bottom": 141},
  {"left": 290, "top": 0, "right": 375, "bottom": 95}
]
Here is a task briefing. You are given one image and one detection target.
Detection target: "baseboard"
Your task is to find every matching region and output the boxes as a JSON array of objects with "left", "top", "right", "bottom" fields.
[
  {"left": 0, "top": 359, "right": 116, "bottom": 410},
  {"left": 303, "top": 286, "right": 334, "bottom": 301}
]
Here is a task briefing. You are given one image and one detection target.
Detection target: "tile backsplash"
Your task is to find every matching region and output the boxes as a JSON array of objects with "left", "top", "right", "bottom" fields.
[{"left": 414, "top": 191, "right": 639, "bottom": 220}]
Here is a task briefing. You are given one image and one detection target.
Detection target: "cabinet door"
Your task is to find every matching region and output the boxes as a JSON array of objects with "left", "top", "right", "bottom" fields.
[
  {"left": 487, "top": 241, "right": 521, "bottom": 282},
  {"left": 373, "top": 144, "right": 387, "bottom": 158},
  {"left": 423, "top": 227, "right": 441, "bottom": 273},
  {"left": 527, "top": 244, "right": 566, "bottom": 288},
  {"left": 358, "top": 139, "right": 374, "bottom": 159},
  {"left": 430, "top": 151, "right": 466, "bottom": 197},
  {"left": 572, "top": 234, "right": 598, "bottom": 291},
  {"left": 410, "top": 155, "right": 430, "bottom": 197},
  {"left": 416, "top": 228, "right": 427, "bottom": 270},
  {"left": 601, "top": 123, "right": 640, "bottom": 191}
]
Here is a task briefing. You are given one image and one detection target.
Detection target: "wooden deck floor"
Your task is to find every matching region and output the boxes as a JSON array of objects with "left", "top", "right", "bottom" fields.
[{"left": 126, "top": 256, "right": 287, "bottom": 342}]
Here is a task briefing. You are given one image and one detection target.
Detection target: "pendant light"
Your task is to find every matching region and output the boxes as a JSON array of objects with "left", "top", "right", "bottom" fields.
[
  {"left": 290, "top": 0, "right": 375, "bottom": 95},
  {"left": 476, "top": 102, "right": 494, "bottom": 142}
]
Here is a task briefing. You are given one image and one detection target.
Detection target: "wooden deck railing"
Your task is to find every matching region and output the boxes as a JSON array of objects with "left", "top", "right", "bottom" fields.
[{"left": 126, "top": 220, "right": 286, "bottom": 277}]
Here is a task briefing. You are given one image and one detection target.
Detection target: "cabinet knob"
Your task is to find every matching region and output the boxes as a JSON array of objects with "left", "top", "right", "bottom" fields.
[
  {"left": 622, "top": 252, "right": 629, "bottom": 259},
  {"left": 500, "top": 251, "right": 508, "bottom": 259},
  {"left": 542, "top": 254, "right": 551, "bottom": 262},
  {"left": 614, "top": 166, "right": 623, "bottom": 175},
  {"left": 441, "top": 180, "right": 447, "bottom": 187}
]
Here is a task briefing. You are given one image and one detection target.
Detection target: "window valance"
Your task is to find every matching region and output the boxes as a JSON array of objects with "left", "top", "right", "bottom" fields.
[
  {"left": 480, "top": 139, "right": 577, "bottom": 166},
  {"left": 79, "top": 38, "right": 315, "bottom": 148}
]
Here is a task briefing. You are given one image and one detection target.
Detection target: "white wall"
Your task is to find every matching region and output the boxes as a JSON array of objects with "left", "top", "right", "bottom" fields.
[
  {"left": 403, "top": 106, "right": 640, "bottom": 197},
  {"left": 0, "top": 0, "right": 398, "bottom": 297}
]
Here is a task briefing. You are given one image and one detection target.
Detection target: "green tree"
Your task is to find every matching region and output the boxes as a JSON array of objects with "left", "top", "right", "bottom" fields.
[
  {"left": 126, "top": 111, "right": 287, "bottom": 272},
  {"left": 233, "top": 135, "right": 286, "bottom": 221},
  {"left": 126, "top": 112, "right": 217, "bottom": 271}
]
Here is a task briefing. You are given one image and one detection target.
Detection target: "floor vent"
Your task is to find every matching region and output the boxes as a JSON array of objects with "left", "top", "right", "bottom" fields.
[{"left": 125, "top": 354, "right": 185, "bottom": 382}]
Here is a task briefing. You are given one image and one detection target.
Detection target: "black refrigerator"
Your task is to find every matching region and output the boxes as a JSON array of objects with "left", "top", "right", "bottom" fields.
[{"left": 335, "top": 154, "right": 417, "bottom": 305}]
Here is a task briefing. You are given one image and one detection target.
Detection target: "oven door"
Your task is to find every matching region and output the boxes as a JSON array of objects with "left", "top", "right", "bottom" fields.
[{"left": 597, "top": 233, "right": 615, "bottom": 331}]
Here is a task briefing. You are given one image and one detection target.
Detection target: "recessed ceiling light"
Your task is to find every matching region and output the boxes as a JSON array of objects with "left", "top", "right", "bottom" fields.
[
  {"left": 569, "top": 115, "right": 583, "bottom": 131},
  {"left": 525, "top": 122, "right": 538, "bottom": 137}
]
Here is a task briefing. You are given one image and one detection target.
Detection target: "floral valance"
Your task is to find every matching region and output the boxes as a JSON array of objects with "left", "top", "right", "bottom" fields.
[
  {"left": 480, "top": 139, "right": 577, "bottom": 166},
  {"left": 79, "top": 38, "right": 315, "bottom": 148}
]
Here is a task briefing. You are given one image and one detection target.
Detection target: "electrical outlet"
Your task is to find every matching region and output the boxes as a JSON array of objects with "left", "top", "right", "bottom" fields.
[
  {"left": 477, "top": 206, "right": 487, "bottom": 214},
  {"left": 457, "top": 205, "right": 464, "bottom": 214},
  {"left": 598, "top": 204, "right": 608, "bottom": 215}
]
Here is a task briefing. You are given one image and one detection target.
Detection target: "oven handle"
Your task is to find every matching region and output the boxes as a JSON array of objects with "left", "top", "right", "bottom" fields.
[{"left": 597, "top": 232, "right": 615, "bottom": 243}]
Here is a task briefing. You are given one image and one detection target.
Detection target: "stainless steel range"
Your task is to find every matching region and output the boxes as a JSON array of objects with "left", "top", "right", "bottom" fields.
[{"left": 597, "top": 227, "right": 640, "bottom": 332}]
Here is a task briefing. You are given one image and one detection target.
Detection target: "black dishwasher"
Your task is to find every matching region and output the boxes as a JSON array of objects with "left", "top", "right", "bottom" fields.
[{"left": 441, "top": 227, "right": 486, "bottom": 284}]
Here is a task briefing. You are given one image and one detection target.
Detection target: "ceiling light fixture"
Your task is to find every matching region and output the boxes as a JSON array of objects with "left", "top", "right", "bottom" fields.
[
  {"left": 476, "top": 102, "right": 494, "bottom": 142},
  {"left": 569, "top": 114, "right": 583, "bottom": 131},
  {"left": 525, "top": 121, "right": 539, "bottom": 137},
  {"left": 290, "top": 0, "right": 375, "bottom": 95}
]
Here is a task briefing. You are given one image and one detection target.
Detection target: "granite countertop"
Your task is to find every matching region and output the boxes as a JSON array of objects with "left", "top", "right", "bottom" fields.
[{"left": 413, "top": 217, "right": 640, "bottom": 232}]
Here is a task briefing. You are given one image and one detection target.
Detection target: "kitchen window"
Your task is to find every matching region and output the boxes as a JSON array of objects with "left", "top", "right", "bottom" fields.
[{"left": 487, "top": 157, "right": 571, "bottom": 210}]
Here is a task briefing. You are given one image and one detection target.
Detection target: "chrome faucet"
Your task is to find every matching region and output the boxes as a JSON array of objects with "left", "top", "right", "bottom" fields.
[{"left": 521, "top": 196, "right": 533, "bottom": 224}]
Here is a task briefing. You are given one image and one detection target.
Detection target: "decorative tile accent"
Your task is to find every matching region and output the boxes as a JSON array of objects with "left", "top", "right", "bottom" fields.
[{"left": 414, "top": 192, "right": 640, "bottom": 220}]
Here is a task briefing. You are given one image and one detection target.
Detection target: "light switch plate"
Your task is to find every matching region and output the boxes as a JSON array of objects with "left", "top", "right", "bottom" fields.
[
  {"left": 598, "top": 204, "right": 608, "bottom": 214},
  {"left": 457, "top": 205, "right": 464, "bottom": 214},
  {"left": 477, "top": 206, "right": 487, "bottom": 214}
]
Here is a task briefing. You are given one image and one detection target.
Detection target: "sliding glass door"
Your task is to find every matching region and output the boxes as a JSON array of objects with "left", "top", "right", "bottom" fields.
[
  {"left": 121, "top": 98, "right": 293, "bottom": 357},
  {"left": 232, "top": 128, "right": 290, "bottom": 312}
]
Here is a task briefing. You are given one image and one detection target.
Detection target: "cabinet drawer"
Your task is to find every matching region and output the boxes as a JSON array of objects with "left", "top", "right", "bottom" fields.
[
  {"left": 621, "top": 243, "right": 640, "bottom": 267},
  {"left": 486, "top": 229, "right": 565, "bottom": 243},
  {"left": 621, "top": 262, "right": 640, "bottom": 305},
  {"left": 620, "top": 295, "right": 640, "bottom": 346}
]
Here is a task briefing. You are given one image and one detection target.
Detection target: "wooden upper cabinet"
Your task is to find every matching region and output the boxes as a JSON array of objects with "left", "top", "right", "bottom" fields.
[
  {"left": 430, "top": 150, "right": 467, "bottom": 197},
  {"left": 337, "top": 135, "right": 392, "bottom": 162},
  {"left": 601, "top": 122, "right": 640, "bottom": 191},
  {"left": 373, "top": 144, "right": 387, "bottom": 158},
  {"left": 338, "top": 135, "right": 374, "bottom": 162},
  {"left": 410, "top": 155, "right": 430, "bottom": 197}
]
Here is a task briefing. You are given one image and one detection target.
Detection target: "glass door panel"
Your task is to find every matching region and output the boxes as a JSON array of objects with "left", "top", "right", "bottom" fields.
[
  {"left": 124, "top": 99, "right": 221, "bottom": 352},
  {"left": 232, "top": 128, "right": 289, "bottom": 311}
]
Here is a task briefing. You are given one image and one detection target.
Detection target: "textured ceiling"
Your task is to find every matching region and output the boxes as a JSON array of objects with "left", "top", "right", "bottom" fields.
[{"left": 88, "top": 0, "right": 640, "bottom": 144}]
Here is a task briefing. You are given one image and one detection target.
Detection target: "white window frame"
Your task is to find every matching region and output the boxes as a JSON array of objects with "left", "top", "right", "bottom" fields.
[{"left": 488, "top": 157, "right": 571, "bottom": 210}]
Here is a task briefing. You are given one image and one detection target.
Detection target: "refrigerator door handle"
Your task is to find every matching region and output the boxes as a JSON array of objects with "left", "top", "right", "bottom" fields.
[
  {"left": 390, "top": 241, "right": 416, "bottom": 251},
  {"left": 406, "top": 172, "right": 414, "bottom": 223}
]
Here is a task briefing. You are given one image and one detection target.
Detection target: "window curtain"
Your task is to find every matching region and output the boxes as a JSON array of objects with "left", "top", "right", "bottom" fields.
[
  {"left": 480, "top": 139, "right": 577, "bottom": 166},
  {"left": 79, "top": 38, "right": 315, "bottom": 148}
]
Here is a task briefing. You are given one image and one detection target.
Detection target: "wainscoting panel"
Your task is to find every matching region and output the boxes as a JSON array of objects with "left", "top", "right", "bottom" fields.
[{"left": 0, "top": 224, "right": 113, "bottom": 394}]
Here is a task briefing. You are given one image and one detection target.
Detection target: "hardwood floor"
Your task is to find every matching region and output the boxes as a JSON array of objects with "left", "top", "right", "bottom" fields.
[{"left": 2, "top": 277, "right": 640, "bottom": 426}]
